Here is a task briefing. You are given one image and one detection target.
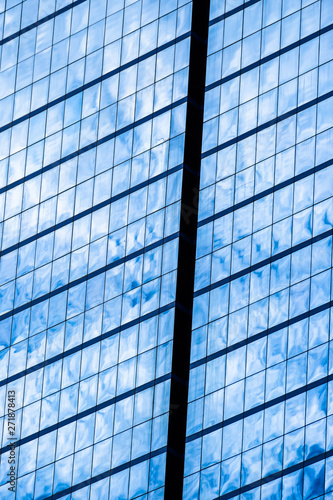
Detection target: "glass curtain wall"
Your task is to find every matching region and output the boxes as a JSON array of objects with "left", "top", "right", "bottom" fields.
[
  {"left": 1, "top": 0, "right": 333, "bottom": 499},
  {"left": 0, "top": 0, "right": 192, "bottom": 498},
  {"left": 184, "top": 0, "right": 333, "bottom": 499}
]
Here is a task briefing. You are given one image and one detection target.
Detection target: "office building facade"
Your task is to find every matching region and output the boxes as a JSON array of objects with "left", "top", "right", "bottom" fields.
[
  {"left": 184, "top": 0, "right": 333, "bottom": 499},
  {"left": 0, "top": 0, "right": 332, "bottom": 499}
]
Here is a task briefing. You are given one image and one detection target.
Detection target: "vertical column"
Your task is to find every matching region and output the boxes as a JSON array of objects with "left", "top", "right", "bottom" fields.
[{"left": 164, "top": 1, "right": 210, "bottom": 498}]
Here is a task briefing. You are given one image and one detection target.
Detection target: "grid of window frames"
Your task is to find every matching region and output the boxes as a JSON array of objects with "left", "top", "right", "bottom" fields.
[
  {"left": 0, "top": 0, "right": 193, "bottom": 498},
  {"left": 184, "top": 0, "right": 333, "bottom": 499}
]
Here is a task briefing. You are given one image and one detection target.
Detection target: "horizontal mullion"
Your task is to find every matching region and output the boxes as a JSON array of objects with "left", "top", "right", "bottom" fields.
[
  {"left": 206, "top": 23, "right": 333, "bottom": 92},
  {"left": 209, "top": 0, "right": 261, "bottom": 27},
  {"left": 0, "top": 302, "right": 176, "bottom": 389},
  {"left": 0, "top": 373, "right": 171, "bottom": 455},
  {"left": 186, "top": 372, "right": 333, "bottom": 443},
  {"left": 0, "top": 163, "right": 183, "bottom": 259},
  {"left": 202, "top": 90, "right": 333, "bottom": 159},
  {"left": 47, "top": 446, "right": 167, "bottom": 500},
  {"left": 198, "top": 158, "right": 333, "bottom": 228},
  {"left": 0, "top": 32, "right": 191, "bottom": 136},
  {"left": 0, "top": 96, "right": 187, "bottom": 196},
  {"left": 0, "top": 0, "right": 87, "bottom": 47},
  {"left": 0, "top": 232, "right": 179, "bottom": 323},
  {"left": 194, "top": 229, "right": 333, "bottom": 298},
  {"left": 213, "top": 448, "right": 333, "bottom": 500},
  {"left": 190, "top": 299, "right": 333, "bottom": 370}
]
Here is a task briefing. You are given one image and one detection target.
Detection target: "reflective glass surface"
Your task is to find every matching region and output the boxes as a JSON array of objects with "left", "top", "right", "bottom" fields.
[
  {"left": 184, "top": 0, "right": 333, "bottom": 499},
  {"left": 0, "top": 0, "right": 192, "bottom": 497},
  {"left": 1, "top": 0, "right": 332, "bottom": 498}
]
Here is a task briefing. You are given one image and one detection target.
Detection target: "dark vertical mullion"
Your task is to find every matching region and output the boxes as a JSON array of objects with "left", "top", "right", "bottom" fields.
[{"left": 164, "top": 1, "right": 210, "bottom": 498}]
